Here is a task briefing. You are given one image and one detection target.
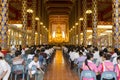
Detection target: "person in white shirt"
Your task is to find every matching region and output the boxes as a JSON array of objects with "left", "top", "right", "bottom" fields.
[
  {"left": 93, "top": 47, "right": 100, "bottom": 66},
  {"left": 0, "top": 48, "right": 11, "bottom": 80},
  {"left": 112, "top": 48, "right": 119, "bottom": 65},
  {"left": 28, "top": 54, "right": 44, "bottom": 80}
]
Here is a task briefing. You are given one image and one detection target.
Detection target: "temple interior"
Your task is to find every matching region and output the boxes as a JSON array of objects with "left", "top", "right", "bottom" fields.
[{"left": 0, "top": 0, "right": 120, "bottom": 80}]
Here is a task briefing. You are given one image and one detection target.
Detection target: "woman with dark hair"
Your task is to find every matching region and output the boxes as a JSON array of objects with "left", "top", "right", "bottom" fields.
[
  {"left": 82, "top": 53, "right": 98, "bottom": 80},
  {"left": 12, "top": 50, "right": 24, "bottom": 65},
  {"left": 82, "top": 53, "right": 98, "bottom": 73},
  {"left": 112, "top": 48, "right": 119, "bottom": 65},
  {"left": 98, "top": 53, "right": 114, "bottom": 73}
]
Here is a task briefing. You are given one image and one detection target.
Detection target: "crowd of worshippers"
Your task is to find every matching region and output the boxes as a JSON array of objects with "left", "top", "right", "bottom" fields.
[
  {"left": 62, "top": 45, "right": 120, "bottom": 80},
  {"left": 0, "top": 45, "right": 55, "bottom": 80}
]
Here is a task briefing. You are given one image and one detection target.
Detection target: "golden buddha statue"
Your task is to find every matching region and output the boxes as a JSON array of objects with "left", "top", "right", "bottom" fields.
[{"left": 55, "top": 24, "right": 63, "bottom": 42}]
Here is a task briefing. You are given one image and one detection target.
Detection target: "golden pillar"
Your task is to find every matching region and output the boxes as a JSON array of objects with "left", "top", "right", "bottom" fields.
[
  {"left": 22, "top": 0, "right": 27, "bottom": 45},
  {"left": 83, "top": 0, "right": 87, "bottom": 46},
  {"left": 78, "top": 20, "right": 81, "bottom": 45},
  {"left": 37, "top": 21, "right": 40, "bottom": 45},
  {"left": 92, "top": 0, "right": 98, "bottom": 47},
  {"left": 0, "top": 0, "right": 8, "bottom": 50},
  {"left": 32, "top": 0, "right": 36, "bottom": 45},
  {"left": 112, "top": 0, "right": 120, "bottom": 48}
]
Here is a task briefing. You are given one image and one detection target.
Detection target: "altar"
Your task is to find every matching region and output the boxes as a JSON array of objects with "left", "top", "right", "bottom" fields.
[{"left": 49, "top": 15, "right": 69, "bottom": 43}]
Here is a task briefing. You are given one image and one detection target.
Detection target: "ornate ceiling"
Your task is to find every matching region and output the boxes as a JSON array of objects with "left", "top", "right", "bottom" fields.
[{"left": 8, "top": 0, "right": 112, "bottom": 25}]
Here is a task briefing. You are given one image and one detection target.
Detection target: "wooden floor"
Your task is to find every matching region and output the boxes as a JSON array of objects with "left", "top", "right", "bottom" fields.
[{"left": 44, "top": 50, "right": 79, "bottom": 80}]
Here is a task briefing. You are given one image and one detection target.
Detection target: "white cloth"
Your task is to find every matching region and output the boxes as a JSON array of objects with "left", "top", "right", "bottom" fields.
[
  {"left": 93, "top": 51, "right": 101, "bottom": 66},
  {"left": 93, "top": 51, "right": 100, "bottom": 59},
  {"left": 69, "top": 51, "right": 79, "bottom": 61},
  {"left": 73, "top": 52, "right": 79, "bottom": 60},
  {"left": 27, "top": 54, "right": 34, "bottom": 60},
  {"left": 0, "top": 60, "right": 11, "bottom": 80},
  {"left": 44, "top": 50, "right": 50, "bottom": 59},
  {"left": 112, "top": 57, "right": 117, "bottom": 65},
  {"left": 21, "top": 49, "right": 25, "bottom": 55},
  {"left": 69, "top": 51, "right": 74, "bottom": 61},
  {"left": 111, "top": 53, "right": 117, "bottom": 58}
]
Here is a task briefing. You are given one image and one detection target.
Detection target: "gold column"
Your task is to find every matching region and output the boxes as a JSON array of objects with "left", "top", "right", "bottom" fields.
[
  {"left": 37, "top": 0, "right": 41, "bottom": 45},
  {"left": 72, "top": 29, "right": 74, "bottom": 45},
  {"left": 0, "top": 0, "right": 8, "bottom": 49},
  {"left": 32, "top": 0, "right": 36, "bottom": 45},
  {"left": 78, "top": 20, "right": 81, "bottom": 45},
  {"left": 83, "top": 0, "right": 87, "bottom": 46},
  {"left": 22, "top": 0, "right": 27, "bottom": 45},
  {"left": 112, "top": 0, "right": 120, "bottom": 48},
  {"left": 40, "top": 24, "right": 43, "bottom": 44},
  {"left": 73, "top": 27, "right": 75, "bottom": 45},
  {"left": 75, "top": 25, "right": 77, "bottom": 45},
  {"left": 92, "top": 0, "right": 98, "bottom": 47},
  {"left": 78, "top": 0, "right": 81, "bottom": 45},
  {"left": 37, "top": 21, "right": 40, "bottom": 45}
]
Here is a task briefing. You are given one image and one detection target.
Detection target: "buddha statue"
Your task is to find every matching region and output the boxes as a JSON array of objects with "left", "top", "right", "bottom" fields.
[{"left": 55, "top": 24, "right": 63, "bottom": 42}]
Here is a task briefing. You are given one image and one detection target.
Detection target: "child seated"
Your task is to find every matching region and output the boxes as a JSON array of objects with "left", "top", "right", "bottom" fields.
[{"left": 28, "top": 54, "right": 44, "bottom": 80}]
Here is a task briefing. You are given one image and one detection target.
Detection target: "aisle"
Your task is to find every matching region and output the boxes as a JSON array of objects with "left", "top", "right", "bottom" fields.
[{"left": 44, "top": 50, "right": 79, "bottom": 80}]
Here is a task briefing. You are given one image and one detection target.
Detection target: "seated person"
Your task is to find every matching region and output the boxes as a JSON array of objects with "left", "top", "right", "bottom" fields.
[
  {"left": 28, "top": 54, "right": 44, "bottom": 80},
  {"left": 0, "top": 52, "right": 11, "bottom": 80},
  {"left": 75, "top": 51, "right": 86, "bottom": 69},
  {"left": 12, "top": 50, "right": 24, "bottom": 65},
  {"left": 27, "top": 49, "right": 34, "bottom": 60},
  {"left": 114, "top": 56, "right": 120, "bottom": 80},
  {"left": 98, "top": 53, "right": 114, "bottom": 73},
  {"left": 82, "top": 53, "right": 98, "bottom": 80}
]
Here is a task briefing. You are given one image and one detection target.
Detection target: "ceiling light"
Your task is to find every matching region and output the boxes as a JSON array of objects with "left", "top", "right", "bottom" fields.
[
  {"left": 81, "top": 33, "right": 83, "bottom": 35},
  {"left": 27, "top": 9, "right": 33, "bottom": 13},
  {"left": 87, "top": 30, "right": 92, "bottom": 32},
  {"left": 86, "top": 10, "right": 92, "bottom": 14},
  {"left": 79, "top": 18, "right": 83, "bottom": 21},
  {"left": 75, "top": 23, "right": 78, "bottom": 26},
  {"left": 40, "top": 22, "right": 43, "bottom": 25},
  {"left": 8, "top": 29, "right": 11, "bottom": 32},
  {"left": 43, "top": 26, "right": 46, "bottom": 28},
  {"left": 35, "top": 17, "right": 39, "bottom": 21},
  {"left": 73, "top": 26, "right": 75, "bottom": 28},
  {"left": 35, "top": 32, "right": 38, "bottom": 34}
]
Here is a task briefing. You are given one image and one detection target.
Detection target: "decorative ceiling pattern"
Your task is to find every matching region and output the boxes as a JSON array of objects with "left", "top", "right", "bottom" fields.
[{"left": 8, "top": 0, "right": 112, "bottom": 27}]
